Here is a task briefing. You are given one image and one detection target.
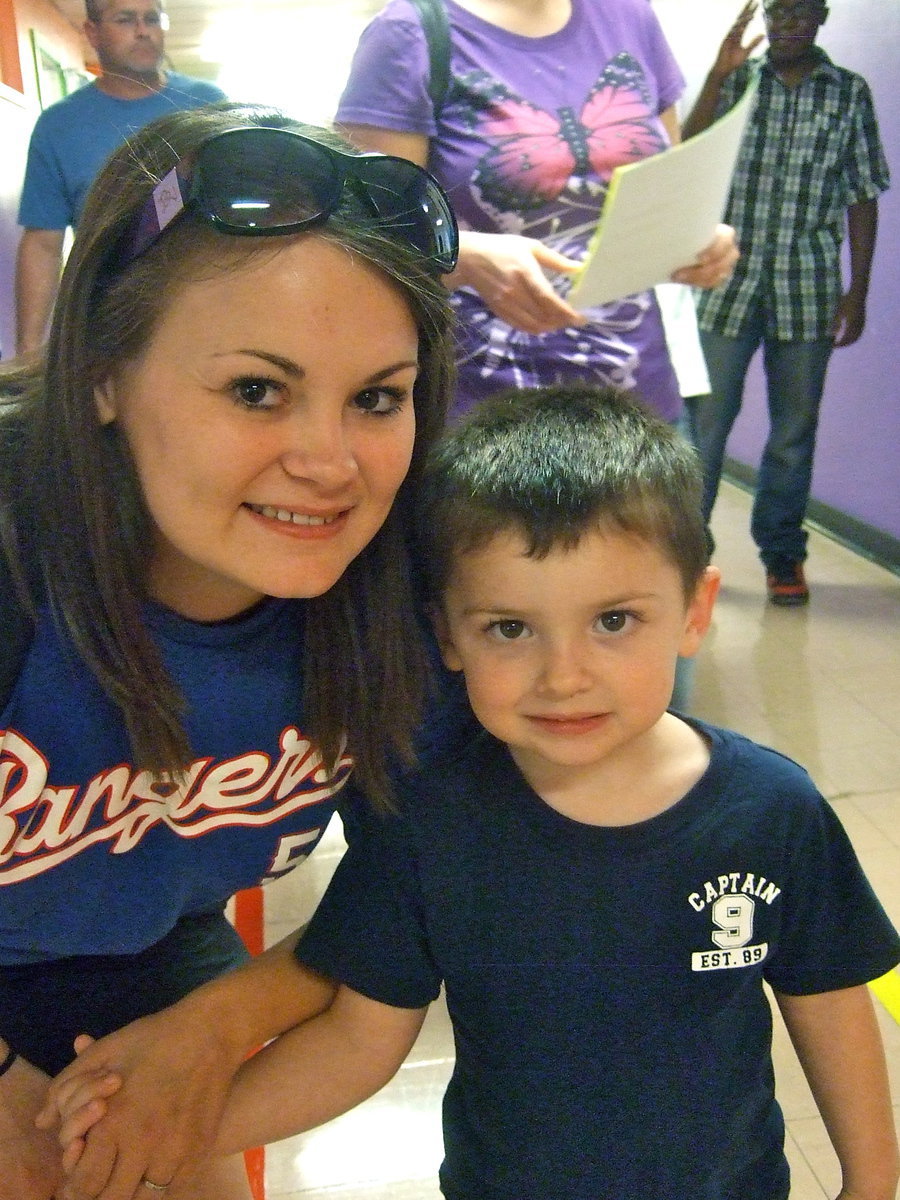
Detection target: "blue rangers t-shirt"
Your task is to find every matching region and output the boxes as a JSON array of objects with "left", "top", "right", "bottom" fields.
[{"left": 0, "top": 598, "right": 348, "bottom": 964}]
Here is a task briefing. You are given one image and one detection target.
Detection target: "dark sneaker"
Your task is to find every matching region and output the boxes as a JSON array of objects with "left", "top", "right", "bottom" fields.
[{"left": 766, "top": 562, "right": 809, "bottom": 606}]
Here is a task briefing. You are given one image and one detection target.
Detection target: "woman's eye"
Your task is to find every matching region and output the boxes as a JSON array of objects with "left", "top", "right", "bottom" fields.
[
  {"left": 596, "top": 610, "right": 633, "bottom": 634},
  {"left": 353, "top": 387, "right": 406, "bottom": 415},
  {"left": 232, "top": 378, "right": 282, "bottom": 410},
  {"left": 487, "top": 619, "right": 528, "bottom": 641}
]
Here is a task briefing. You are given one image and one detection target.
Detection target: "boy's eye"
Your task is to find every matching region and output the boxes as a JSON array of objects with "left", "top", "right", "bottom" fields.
[
  {"left": 353, "top": 387, "right": 406, "bottom": 415},
  {"left": 232, "top": 378, "right": 281, "bottom": 410},
  {"left": 596, "top": 610, "right": 633, "bottom": 634},
  {"left": 486, "top": 619, "right": 529, "bottom": 641}
]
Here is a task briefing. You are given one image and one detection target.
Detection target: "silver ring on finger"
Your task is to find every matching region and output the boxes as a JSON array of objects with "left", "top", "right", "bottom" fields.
[{"left": 140, "top": 1179, "right": 170, "bottom": 1194}]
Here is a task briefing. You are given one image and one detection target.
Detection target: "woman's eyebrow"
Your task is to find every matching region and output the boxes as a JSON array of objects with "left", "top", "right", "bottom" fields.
[
  {"left": 225, "top": 350, "right": 304, "bottom": 377},
  {"left": 215, "top": 355, "right": 419, "bottom": 381}
]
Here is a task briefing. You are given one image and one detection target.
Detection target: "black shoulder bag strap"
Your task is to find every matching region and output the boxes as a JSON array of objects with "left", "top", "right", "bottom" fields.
[{"left": 409, "top": 0, "right": 452, "bottom": 119}]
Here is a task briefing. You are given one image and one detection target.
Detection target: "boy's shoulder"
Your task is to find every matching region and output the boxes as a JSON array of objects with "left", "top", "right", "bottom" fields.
[
  {"left": 692, "top": 715, "right": 808, "bottom": 769},
  {"left": 686, "top": 718, "right": 843, "bottom": 853},
  {"left": 689, "top": 716, "right": 822, "bottom": 802},
  {"left": 406, "top": 725, "right": 505, "bottom": 787}
]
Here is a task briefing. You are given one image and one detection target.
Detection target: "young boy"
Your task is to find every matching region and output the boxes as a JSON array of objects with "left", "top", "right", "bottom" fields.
[{"left": 58, "top": 387, "right": 900, "bottom": 1198}]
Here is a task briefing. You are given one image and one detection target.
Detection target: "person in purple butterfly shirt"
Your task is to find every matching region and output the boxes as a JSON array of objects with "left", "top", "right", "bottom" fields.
[{"left": 336, "top": 0, "right": 738, "bottom": 421}]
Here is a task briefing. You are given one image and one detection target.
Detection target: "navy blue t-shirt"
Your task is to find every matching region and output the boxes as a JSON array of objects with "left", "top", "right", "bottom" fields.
[{"left": 298, "top": 720, "right": 900, "bottom": 1200}]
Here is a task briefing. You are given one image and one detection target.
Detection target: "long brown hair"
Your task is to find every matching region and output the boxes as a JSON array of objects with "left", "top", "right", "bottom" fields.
[{"left": 0, "top": 103, "right": 455, "bottom": 808}]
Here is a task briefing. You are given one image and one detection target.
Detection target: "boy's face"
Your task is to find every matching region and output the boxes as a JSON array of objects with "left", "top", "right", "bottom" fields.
[{"left": 435, "top": 528, "right": 718, "bottom": 793}]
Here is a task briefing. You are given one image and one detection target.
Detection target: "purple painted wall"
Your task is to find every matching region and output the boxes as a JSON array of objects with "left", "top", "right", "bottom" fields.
[{"left": 716, "top": 0, "right": 900, "bottom": 541}]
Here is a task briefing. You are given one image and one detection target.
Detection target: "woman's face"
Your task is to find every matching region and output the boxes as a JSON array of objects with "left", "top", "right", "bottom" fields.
[{"left": 96, "top": 236, "right": 420, "bottom": 621}]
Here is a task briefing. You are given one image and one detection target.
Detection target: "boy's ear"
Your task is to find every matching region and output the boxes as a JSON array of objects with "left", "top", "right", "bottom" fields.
[
  {"left": 430, "top": 605, "right": 464, "bottom": 673},
  {"left": 679, "top": 565, "right": 720, "bottom": 658}
]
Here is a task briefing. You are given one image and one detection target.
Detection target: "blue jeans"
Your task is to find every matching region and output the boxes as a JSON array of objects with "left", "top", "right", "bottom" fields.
[{"left": 688, "top": 323, "right": 833, "bottom": 570}]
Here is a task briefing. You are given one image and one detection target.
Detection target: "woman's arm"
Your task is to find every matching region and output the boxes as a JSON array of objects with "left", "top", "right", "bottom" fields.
[
  {"left": 0, "top": 1045, "right": 66, "bottom": 1199},
  {"left": 659, "top": 104, "right": 680, "bottom": 146},
  {"left": 38, "top": 933, "right": 336, "bottom": 1200},
  {"left": 775, "top": 985, "right": 899, "bottom": 1200},
  {"left": 336, "top": 123, "right": 430, "bottom": 167}
]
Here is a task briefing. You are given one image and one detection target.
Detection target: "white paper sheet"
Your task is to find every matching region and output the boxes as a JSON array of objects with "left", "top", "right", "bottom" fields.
[{"left": 568, "top": 78, "right": 759, "bottom": 311}]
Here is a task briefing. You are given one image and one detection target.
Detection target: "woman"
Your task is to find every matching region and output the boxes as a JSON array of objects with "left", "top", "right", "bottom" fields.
[
  {"left": 0, "top": 101, "right": 459, "bottom": 1200},
  {"left": 335, "top": 0, "right": 737, "bottom": 420}
]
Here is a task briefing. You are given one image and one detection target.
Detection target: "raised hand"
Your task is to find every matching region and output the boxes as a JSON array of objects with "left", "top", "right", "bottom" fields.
[{"left": 712, "top": 1, "right": 766, "bottom": 81}]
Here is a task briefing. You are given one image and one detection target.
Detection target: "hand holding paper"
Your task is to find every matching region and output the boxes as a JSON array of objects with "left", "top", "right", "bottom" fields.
[{"left": 568, "top": 77, "right": 759, "bottom": 311}]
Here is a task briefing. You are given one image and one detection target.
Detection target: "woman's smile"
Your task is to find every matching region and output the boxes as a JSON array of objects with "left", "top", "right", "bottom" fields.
[{"left": 242, "top": 502, "right": 349, "bottom": 532}]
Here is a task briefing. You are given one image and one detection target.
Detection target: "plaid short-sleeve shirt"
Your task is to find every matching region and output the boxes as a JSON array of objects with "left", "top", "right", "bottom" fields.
[{"left": 697, "top": 50, "right": 889, "bottom": 341}]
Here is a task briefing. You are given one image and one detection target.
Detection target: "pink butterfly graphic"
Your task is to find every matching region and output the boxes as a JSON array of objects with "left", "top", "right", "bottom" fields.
[{"left": 461, "top": 53, "right": 668, "bottom": 213}]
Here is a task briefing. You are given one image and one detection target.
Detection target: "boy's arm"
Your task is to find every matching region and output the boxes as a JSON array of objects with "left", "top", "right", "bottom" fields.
[
  {"left": 775, "top": 985, "right": 899, "bottom": 1200},
  {"left": 212, "top": 984, "right": 428, "bottom": 1154}
]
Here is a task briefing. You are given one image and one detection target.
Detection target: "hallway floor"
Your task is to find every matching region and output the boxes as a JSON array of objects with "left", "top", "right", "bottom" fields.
[{"left": 257, "top": 479, "right": 900, "bottom": 1199}]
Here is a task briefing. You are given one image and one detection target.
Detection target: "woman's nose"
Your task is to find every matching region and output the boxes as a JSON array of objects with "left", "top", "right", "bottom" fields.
[{"left": 278, "top": 411, "right": 359, "bottom": 487}]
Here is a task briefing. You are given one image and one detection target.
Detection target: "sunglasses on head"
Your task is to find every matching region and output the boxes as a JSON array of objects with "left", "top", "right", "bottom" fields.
[{"left": 114, "top": 126, "right": 459, "bottom": 275}]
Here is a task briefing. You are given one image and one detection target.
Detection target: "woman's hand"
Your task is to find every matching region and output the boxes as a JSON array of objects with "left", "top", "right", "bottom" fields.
[
  {"left": 35, "top": 1007, "right": 244, "bottom": 1200},
  {"left": 35, "top": 937, "right": 334, "bottom": 1200},
  {"left": 0, "top": 1049, "right": 67, "bottom": 1199},
  {"left": 670, "top": 224, "right": 739, "bottom": 290},
  {"left": 448, "top": 230, "right": 587, "bottom": 334}
]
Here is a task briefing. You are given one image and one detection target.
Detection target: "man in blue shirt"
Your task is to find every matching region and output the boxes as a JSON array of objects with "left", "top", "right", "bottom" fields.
[{"left": 15, "top": 0, "right": 224, "bottom": 354}]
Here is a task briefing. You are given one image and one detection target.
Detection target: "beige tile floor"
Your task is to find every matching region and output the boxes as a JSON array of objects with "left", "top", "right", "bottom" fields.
[{"left": 255, "top": 480, "right": 900, "bottom": 1199}]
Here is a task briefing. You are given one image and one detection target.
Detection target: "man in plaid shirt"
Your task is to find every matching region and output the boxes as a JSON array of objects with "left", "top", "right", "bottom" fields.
[{"left": 682, "top": 0, "right": 889, "bottom": 606}]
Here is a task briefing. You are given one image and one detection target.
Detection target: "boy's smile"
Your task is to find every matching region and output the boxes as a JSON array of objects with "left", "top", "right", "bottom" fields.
[{"left": 437, "top": 527, "right": 719, "bottom": 817}]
